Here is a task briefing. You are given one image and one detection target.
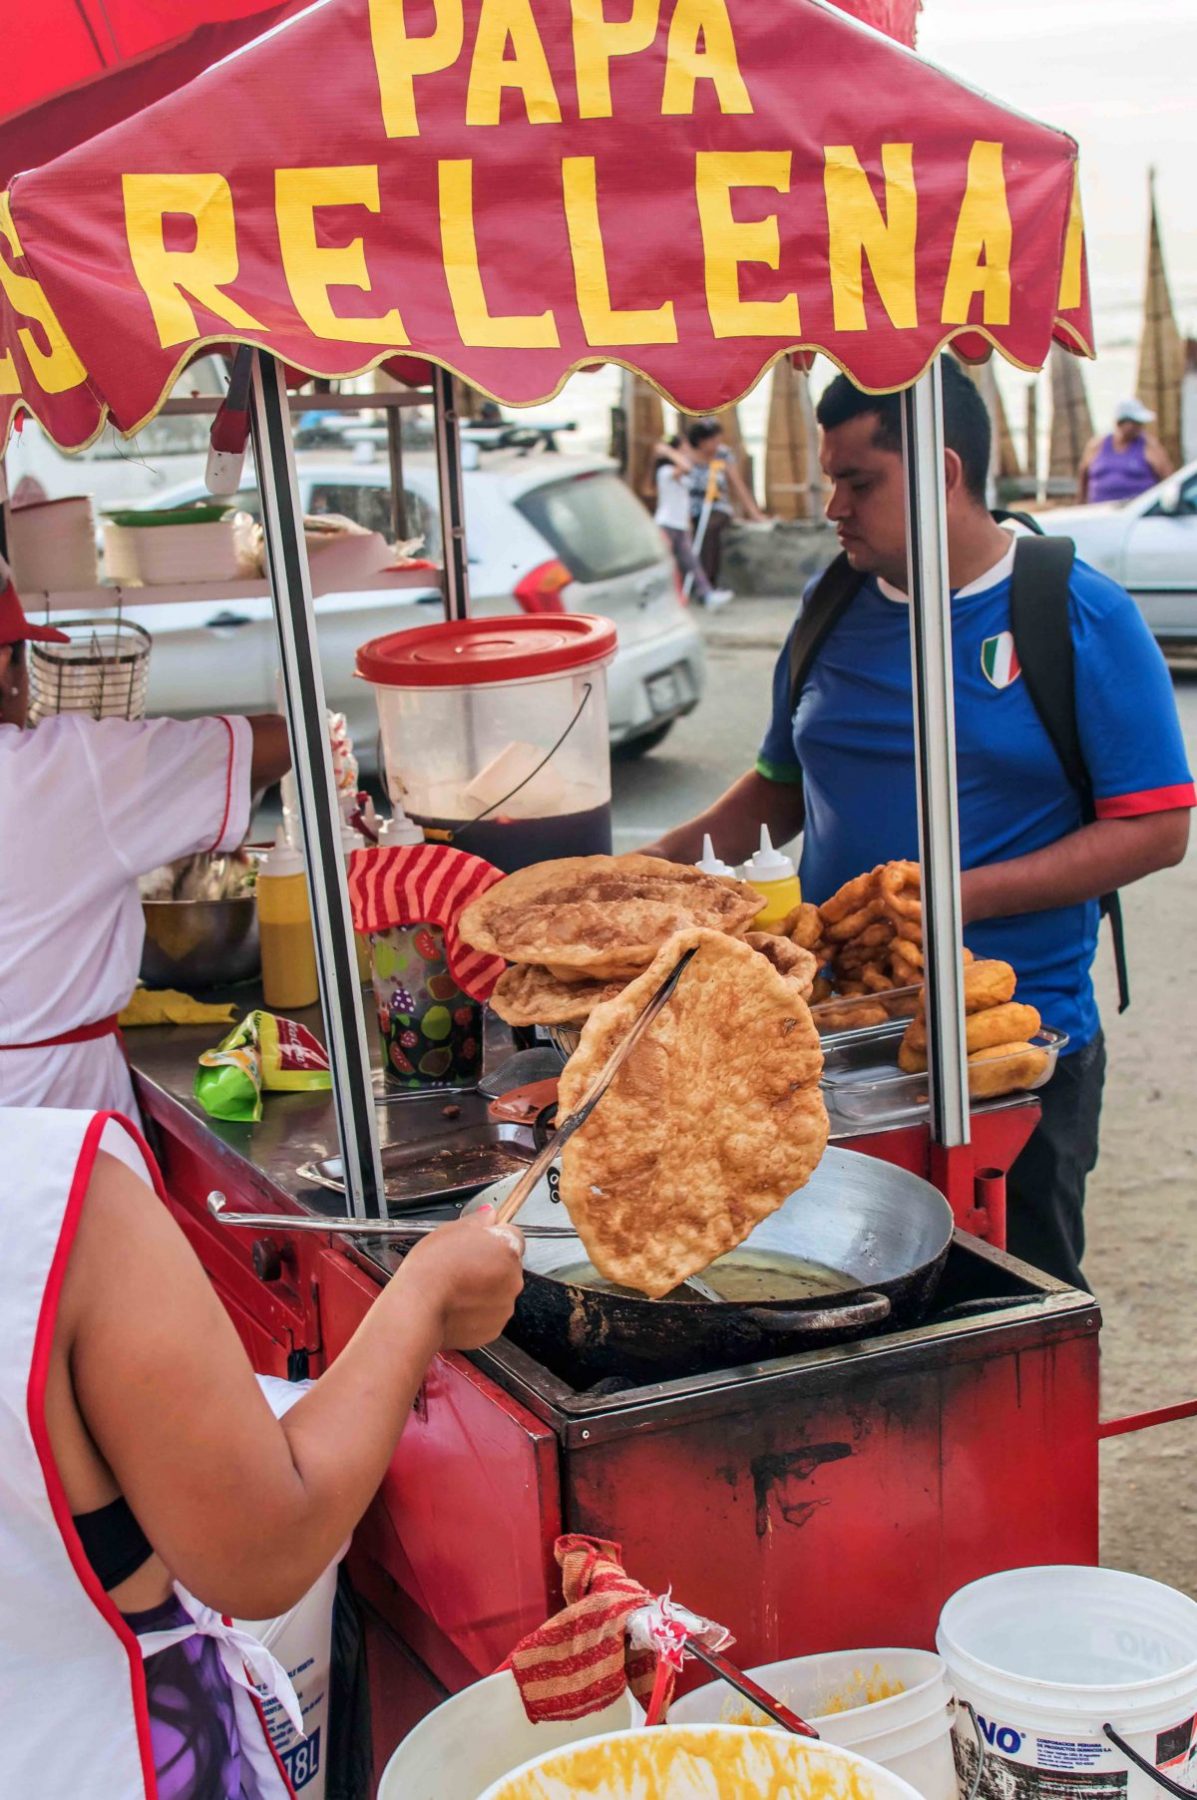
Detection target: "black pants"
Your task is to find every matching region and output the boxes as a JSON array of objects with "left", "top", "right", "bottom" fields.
[
  {"left": 1005, "top": 1032, "right": 1105, "bottom": 1291},
  {"left": 694, "top": 507, "right": 730, "bottom": 585}
]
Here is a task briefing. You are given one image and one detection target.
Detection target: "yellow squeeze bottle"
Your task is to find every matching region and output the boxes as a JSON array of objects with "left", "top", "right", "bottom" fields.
[
  {"left": 256, "top": 829, "right": 320, "bottom": 1012},
  {"left": 743, "top": 825, "right": 802, "bottom": 929}
]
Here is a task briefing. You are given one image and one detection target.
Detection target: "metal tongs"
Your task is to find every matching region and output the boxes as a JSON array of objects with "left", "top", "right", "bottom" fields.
[{"left": 491, "top": 946, "right": 697, "bottom": 1231}]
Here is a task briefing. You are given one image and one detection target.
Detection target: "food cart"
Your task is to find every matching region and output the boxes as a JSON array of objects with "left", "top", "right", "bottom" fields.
[{"left": 1, "top": 0, "right": 1117, "bottom": 1778}]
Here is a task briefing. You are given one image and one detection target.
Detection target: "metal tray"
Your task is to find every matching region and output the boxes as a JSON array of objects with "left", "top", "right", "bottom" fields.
[
  {"left": 811, "top": 984, "right": 923, "bottom": 1039},
  {"left": 298, "top": 1120, "right": 536, "bottom": 1209},
  {"left": 822, "top": 1020, "right": 1068, "bottom": 1126}
]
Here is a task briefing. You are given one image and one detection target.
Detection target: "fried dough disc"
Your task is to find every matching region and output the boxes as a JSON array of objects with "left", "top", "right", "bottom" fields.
[
  {"left": 898, "top": 1039, "right": 927, "bottom": 1074},
  {"left": 490, "top": 963, "right": 627, "bottom": 1027},
  {"left": 558, "top": 928, "right": 828, "bottom": 1299},
  {"left": 968, "top": 1041, "right": 1050, "bottom": 1098},
  {"left": 746, "top": 932, "right": 818, "bottom": 997},
  {"left": 459, "top": 854, "right": 761, "bottom": 979}
]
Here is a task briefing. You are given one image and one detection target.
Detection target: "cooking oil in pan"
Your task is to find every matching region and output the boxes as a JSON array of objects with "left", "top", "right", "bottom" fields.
[{"left": 557, "top": 1248, "right": 857, "bottom": 1303}]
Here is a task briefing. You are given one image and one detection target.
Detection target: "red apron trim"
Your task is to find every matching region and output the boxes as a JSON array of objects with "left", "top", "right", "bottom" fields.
[
  {"left": 26, "top": 1112, "right": 161, "bottom": 1800},
  {"left": 1, "top": 1014, "right": 121, "bottom": 1051}
]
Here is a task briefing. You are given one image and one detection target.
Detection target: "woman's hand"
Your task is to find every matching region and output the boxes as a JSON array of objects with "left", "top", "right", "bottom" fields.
[{"left": 399, "top": 1212, "right": 525, "bottom": 1349}]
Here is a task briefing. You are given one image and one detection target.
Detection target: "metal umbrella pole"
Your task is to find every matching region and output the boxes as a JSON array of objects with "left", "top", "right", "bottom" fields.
[
  {"left": 249, "top": 350, "right": 385, "bottom": 1219},
  {"left": 899, "top": 362, "right": 970, "bottom": 1151},
  {"left": 432, "top": 366, "right": 472, "bottom": 622}
]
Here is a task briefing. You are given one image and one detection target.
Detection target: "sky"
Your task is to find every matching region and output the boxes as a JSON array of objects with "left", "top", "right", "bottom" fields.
[
  {"left": 534, "top": 0, "right": 1197, "bottom": 470},
  {"left": 917, "top": 0, "right": 1196, "bottom": 356}
]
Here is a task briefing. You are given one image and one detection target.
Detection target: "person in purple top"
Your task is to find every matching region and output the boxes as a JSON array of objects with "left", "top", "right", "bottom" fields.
[{"left": 1080, "top": 399, "right": 1172, "bottom": 503}]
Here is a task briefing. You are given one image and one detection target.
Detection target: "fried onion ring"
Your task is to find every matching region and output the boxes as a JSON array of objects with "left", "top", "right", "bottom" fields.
[{"left": 819, "top": 868, "right": 881, "bottom": 925}]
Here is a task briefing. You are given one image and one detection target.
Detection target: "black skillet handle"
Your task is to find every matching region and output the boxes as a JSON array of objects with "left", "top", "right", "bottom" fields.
[{"left": 744, "top": 1292, "right": 892, "bottom": 1336}]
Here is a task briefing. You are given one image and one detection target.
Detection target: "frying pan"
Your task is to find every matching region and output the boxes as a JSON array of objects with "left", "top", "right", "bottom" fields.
[{"left": 474, "top": 1146, "right": 953, "bottom": 1385}]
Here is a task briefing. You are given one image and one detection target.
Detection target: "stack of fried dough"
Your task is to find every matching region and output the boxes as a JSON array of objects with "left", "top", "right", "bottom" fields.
[
  {"left": 898, "top": 957, "right": 1049, "bottom": 1098},
  {"left": 463, "top": 853, "right": 819, "bottom": 1031},
  {"left": 764, "top": 859, "right": 932, "bottom": 1031}
]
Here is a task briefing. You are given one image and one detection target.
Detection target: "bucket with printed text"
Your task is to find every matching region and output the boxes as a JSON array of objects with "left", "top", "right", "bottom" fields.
[
  {"left": 235, "top": 1376, "right": 347, "bottom": 1800},
  {"left": 938, "top": 1567, "right": 1197, "bottom": 1800},
  {"left": 661, "top": 1646, "right": 957, "bottom": 1800}
]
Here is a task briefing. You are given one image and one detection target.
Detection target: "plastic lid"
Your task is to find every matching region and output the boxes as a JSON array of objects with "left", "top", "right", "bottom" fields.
[
  {"left": 377, "top": 802, "right": 425, "bottom": 847},
  {"left": 356, "top": 614, "right": 617, "bottom": 688},
  {"left": 695, "top": 834, "right": 736, "bottom": 878},
  {"left": 258, "top": 826, "right": 306, "bottom": 878},
  {"left": 742, "top": 824, "right": 797, "bottom": 884}
]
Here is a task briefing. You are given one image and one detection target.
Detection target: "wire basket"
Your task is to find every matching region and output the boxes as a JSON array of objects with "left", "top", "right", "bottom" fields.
[{"left": 28, "top": 617, "right": 152, "bottom": 725}]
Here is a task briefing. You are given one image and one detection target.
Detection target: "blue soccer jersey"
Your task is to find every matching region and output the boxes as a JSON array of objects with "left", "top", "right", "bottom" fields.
[{"left": 757, "top": 553, "right": 1195, "bottom": 1051}]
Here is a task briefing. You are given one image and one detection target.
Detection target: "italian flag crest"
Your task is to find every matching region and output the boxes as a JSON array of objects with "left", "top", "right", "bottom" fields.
[{"left": 980, "top": 631, "right": 1021, "bottom": 690}]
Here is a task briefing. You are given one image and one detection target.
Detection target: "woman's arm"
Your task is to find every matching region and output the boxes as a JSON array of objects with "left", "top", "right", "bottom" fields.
[
  {"left": 62, "top": 1153, "right": 522, "bottom": 1620},
  {"left": 1144, "top": 437, "right": 1173, "bottom": 481}
]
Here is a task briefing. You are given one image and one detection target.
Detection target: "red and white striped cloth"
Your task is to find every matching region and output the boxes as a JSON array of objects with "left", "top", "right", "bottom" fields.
[
  {"left": 505, "top": 1536, "right": 667, "bottom": 1724},
  {"left": 347, "top": 844, "right": 506, "bottom": 1000}
]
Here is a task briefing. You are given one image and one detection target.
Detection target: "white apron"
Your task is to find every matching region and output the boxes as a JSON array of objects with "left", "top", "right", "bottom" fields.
[{"left": 0, "top": 1107, "right": 299, "bottom": 1800}]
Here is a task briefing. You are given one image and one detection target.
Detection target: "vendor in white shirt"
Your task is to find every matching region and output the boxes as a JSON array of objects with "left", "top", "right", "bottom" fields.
[{"left": 0, "top": 560, "right": 291, "bottom": 1116}]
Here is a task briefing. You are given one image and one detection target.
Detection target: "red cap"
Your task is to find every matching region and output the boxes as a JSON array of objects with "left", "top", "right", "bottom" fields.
[
  {"left": 356, "top": 614, "right": 617, "bottom": 688},
  {"left": 0, "top": 559, "right": 68, "bottom": 647}
]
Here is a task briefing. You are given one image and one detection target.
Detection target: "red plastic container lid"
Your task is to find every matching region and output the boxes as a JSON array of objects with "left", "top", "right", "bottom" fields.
[{"left": 356, "top": 614, "right": 617, "bottom": 688}]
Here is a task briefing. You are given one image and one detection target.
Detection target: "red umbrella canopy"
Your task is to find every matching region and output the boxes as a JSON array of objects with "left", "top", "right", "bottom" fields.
[
  {"left": 0, "top": 0, "right": 1090, "bottom": 453},
  {"left": 0, "top": 1, "right": 292, "bottom": 124}
]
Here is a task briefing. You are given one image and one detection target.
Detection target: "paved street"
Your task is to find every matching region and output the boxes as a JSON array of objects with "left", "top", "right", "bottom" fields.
[{"left": 615, "top": 600, "right": 1197, "bottom": 1589}]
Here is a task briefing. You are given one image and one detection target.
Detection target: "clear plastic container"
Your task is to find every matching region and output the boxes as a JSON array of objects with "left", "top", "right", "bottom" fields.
[
  {"left": 811, "top": 985, "right": 924, "bottom": 1038},
  {"left": 821, "top": 1021, "right": 1068, "bottom": 1127},
  {"left": 357, "top": 616, "right": 617, "bottom": 874}
]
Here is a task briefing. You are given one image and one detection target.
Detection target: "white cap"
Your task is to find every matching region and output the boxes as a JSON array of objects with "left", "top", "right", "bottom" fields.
[
  {"left": 258, "top": 825, "right": 306, "bottom": 878},
  {"left": 377, "top": 802, "right": 425, "bottom": 848},
  {"left": 695, "top": 833, "right": 736, "bottom": 878},
  {"left": 742, "top": 824, "right": 796, "bottom": 884},
  {"left": 1115, "top": 398, "right": 1156, "bottom": 425}
]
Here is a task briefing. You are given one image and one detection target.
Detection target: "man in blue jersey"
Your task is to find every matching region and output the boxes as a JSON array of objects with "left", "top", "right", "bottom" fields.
[{"left": 646, "top": 359, "right": 1193, "bottom": 1289}]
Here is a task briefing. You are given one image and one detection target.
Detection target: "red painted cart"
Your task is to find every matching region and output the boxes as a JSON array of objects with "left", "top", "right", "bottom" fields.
[{"left": 1, "top": 0, "right": 1143, "bottom": 1785}]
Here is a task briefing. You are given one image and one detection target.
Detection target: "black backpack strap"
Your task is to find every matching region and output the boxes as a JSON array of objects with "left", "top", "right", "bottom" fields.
[
  {"left": 788, "top": 553, "right": 866, "bottom": 720},
  {"left": 991, "top": 507, "right": 1045, "bottom": 536},
  {"left": 1009, "top": 534, "right": 1130, "bottom": 1012}
]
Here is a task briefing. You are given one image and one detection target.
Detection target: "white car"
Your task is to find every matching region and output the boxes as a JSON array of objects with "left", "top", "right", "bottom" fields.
[
  {"left": 1038, "top": 462, "right": 1197, "bottom": 648},
  {"left": 102, "top": 451, "right": 705, "bottom": 763}
]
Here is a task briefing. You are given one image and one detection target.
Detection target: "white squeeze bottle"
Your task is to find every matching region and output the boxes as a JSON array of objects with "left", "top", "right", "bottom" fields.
[
  {"left": 742, "top": 824, "right": 802, "bottom": 930},
  {"left": 695, "top": 833, "right": 736, "bottom": 878},
  {"left": 338, "top": 799, "right": 374, "bottom": 983},
  {"left": 376, "top": 800, "right": 426, "bottom": 848}
]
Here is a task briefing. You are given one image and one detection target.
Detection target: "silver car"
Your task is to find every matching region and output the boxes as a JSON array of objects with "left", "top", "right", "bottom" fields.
[
  {"left": 1038, "top": 462, "right": 1197, "bottom": 648},
  {"left": 109, "top": 451, "right": 706, "bottom": 762}
]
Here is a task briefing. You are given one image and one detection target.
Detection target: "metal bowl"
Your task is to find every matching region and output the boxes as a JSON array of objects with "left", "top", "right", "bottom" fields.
[{"left": 140, "top": 897, "right": 261, "bottom": 990}]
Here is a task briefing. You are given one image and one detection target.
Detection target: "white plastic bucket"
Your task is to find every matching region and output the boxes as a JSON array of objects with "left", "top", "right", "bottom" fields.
[
  {"left": 662, "top": 1648, "right": 956, "bottom": 1800},
  {"left": 377, "top": 1668, "right": 634, "bottom": 1800},
  {"left": 235, "top": 1376, "right": 345, "bottom": 1800},
  {"left": 478, "top": 1722, "right": 928, "bottom": 1800},
  {"left": 938, "top": 1566, "right": 1197, "bottom": 1800}
]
